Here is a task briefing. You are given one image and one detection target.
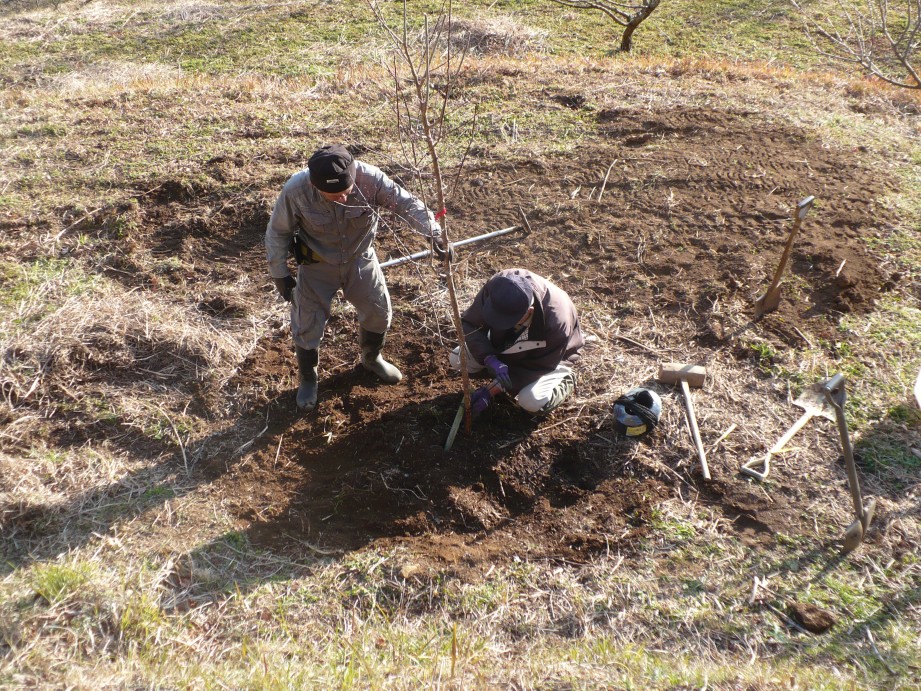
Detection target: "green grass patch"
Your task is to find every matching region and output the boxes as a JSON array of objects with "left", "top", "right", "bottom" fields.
[
  {"left": 856, "top": 435, "right": 921, "bottom": 472},
  {"left": 31, "top": 562, "right": 93, "bottom": 605}
]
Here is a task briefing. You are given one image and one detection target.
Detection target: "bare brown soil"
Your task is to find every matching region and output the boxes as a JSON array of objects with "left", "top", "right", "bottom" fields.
[{"left": 13, "top": 106, "right": 898, "bottom": 575}]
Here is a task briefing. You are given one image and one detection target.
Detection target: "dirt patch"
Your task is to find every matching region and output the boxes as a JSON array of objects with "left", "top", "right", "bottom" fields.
[
  {"left": 789, "top": 601, "right": 838, "bottom": 633},
  {"left": 16, "top": 106, "right": 898, "bottom": 572},
  {"left": 199, "top": 107, "right": 894, "bottom": 569}
]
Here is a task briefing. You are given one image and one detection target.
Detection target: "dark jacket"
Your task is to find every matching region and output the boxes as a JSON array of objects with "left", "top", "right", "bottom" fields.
[{"left": 461, "top": 269, "right": 583, "bottom": 391}]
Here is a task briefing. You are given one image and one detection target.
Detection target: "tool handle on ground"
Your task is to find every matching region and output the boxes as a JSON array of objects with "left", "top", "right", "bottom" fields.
[
  {"left": 379, "top": 226, "right": 519, "bottom": 268},
  {"left": 769, "top": 410, "right": 814, "bottom": 454},
  {"left": 741, "top": 453, "right": 771, "bottom": 481},
  {"left": 681, "top": 378, "right": 710, "bottom": 480}
]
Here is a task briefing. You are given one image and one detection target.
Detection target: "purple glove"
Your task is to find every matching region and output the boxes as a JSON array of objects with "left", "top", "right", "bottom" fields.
[
  {"left": 483, "top": 355, "right": 512, "bottom": 391},
  {"left": 471, "top": 386, "right": 493, "bottom": 416}
]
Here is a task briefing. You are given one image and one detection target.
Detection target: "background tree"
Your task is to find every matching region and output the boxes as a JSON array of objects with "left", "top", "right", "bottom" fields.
[
  {"left": 793, "top": 0, "right": 921, "bottom": 89},
  {"left": 550, "top": 0, "right": 662, "bottom": 52}
]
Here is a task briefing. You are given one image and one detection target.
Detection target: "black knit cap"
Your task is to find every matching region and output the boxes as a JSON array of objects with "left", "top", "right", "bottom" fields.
[{"left": 308, "top": 144, "right": 356, "bottom": 193}]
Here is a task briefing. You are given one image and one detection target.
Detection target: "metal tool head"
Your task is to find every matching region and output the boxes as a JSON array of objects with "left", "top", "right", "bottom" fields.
[
  {"left": 793, "top": 380, "right": 839, "bottom": 421},
  {"left": 842, "top": 518, "right": 863, "bottom": 554},
  {"left": 657, "top": 362, "right": 707, "bottom": 388},
  {"left": 444, "top": 401, "right": 466, "bottom": 451},
  {"left": 796, "top": 195, "right": 816, "bottom": 220},
  {"left": 842, "top": 497, "right": 875, "bottom": 555}
]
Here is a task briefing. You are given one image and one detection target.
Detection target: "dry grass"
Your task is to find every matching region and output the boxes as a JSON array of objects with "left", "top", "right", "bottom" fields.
[{"left": 1, "top": 0, "right": 920, "bottom": 688}]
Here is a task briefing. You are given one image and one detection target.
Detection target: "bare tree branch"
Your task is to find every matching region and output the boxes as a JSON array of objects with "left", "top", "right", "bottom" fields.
[
  {"left": 369, "top": 0, "right": 475, "bottom": 420},
  {"left": 794, "top": 0, "right": 921, "bottom": 89}
]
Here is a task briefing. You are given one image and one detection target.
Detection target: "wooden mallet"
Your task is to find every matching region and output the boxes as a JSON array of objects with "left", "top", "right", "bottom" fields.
[{"left": 658, "top": 363, "right": 710, "bottom": 480}]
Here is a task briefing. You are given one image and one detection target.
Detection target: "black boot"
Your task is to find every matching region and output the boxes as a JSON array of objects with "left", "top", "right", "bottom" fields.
[
  {"left": 295, "top": 346, "right": 319, "bottom": 411},
  {"left": 359, "top": 329, "right": 402, "bottom": 384}
]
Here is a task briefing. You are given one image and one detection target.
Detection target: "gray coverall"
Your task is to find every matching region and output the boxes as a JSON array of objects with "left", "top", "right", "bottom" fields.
[{"left": 265, "top": 161, "right": 442, "bottom": 350}]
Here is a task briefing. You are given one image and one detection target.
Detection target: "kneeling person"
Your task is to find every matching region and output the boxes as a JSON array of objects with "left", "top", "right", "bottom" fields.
[{"left": 451, "top": 269, "right": 584, "bottom": 415}]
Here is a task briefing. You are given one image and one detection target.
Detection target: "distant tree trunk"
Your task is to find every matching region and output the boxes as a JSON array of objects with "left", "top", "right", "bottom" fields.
[
  {"left": 621, "top": 0, "right": 660, "bottom": 51},
  {"left": 551, "top": 0, "right": 662, "bottom": 53}
]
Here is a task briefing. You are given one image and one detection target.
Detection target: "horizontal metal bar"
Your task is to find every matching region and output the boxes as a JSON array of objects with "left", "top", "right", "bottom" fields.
[{"left": 380, "top": 225, "right": 519, "bottom": 268}]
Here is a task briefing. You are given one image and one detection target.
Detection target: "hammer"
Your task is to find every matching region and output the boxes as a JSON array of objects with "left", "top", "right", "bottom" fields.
[{"left": 658, "top": 363, "right": 710, "bottom": 480}]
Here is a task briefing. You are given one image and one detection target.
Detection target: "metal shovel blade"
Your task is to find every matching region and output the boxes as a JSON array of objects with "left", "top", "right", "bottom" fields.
[
  {"left": 842, "top": 517, "right": 864, "bottom": 554},
  {"left": 793, "top": 381, "right": 838, "bottom": 422},
  {"left": 753, "top": 290, "right": 778, "bottom": 319},
  {"left": 741, "top": 379, "right": 839, "bottom": 481},
  {"left": 843, "top": 498, "right": 878, "bottom": 554},
  {"left": 444, "top": 401, "right": 465, "bottom": 451}
]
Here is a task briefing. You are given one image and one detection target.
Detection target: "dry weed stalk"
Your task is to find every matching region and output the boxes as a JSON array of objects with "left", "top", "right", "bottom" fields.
[{"left": 369, "top": 0, "right": 476, "bottom": 422}]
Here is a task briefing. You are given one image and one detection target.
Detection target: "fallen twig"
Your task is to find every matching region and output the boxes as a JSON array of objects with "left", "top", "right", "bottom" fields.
[
  {"left": 598, "top": 159, "right": 619, "bottom": 201},
  {"left": 144, "top": 403, "right": 189, "bottom": 475},
  {"left": 708, "top": 423, "right": 737, "bottom": 456},
  {"left": 273, "top": 434, "right": 283, "bottom": 469},
  {"left": 865, "top": 626, "right": 897, "bottom": 675},
  {"left": 613, "top": 332, "right": 660, "bottom": 354},
  {"left": 793, "top": 326, "right": 814, "bottom": 348},
  {"left": 233, "top": 425, "right": 269, "bottom": 457}
]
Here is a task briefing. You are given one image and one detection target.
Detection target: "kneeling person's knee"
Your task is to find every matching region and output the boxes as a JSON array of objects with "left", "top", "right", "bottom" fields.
[{"left": 518, "top": 370, "right": 575, "bottom": 414}]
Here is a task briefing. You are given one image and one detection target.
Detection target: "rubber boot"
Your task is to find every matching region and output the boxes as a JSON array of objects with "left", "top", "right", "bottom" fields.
[
  {"left": 359, "top": 329, "right": 402, "bottom": 384},
  {"left": 295, "top": 346, "right": 319, "bottom": 412}
]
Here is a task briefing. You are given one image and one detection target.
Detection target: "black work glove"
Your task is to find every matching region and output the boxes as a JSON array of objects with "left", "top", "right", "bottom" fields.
[
  {"left": 434, "top": 238, "right": 456, "bottom": 262},
  {"left": 274, "top": 275, "right": 296, "bottom": 302}
]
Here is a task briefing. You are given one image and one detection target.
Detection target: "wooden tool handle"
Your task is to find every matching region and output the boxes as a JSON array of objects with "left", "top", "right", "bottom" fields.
[
  {"left": 765, "top": 196, "right": 815, "bottom": 294},
  {"left": 769, "top": 410, "right": 814, "bottom": 454},
  {"left": 681, "top": 379, "right": 710, "bottom": 480}
]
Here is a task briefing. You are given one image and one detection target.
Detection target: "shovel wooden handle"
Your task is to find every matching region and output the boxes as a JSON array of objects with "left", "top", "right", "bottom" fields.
[
  {"left": 755, "top": 196, "right": 814, "bottom": 316},
  {"left": 769, "top": 410, "right": 815, "bottom": 454},
  {"left": 681, "top": 379, "right": 710, "bottom": 480},
  {"left": 765, "top": 201, "right": 812, "bottom": 291}
]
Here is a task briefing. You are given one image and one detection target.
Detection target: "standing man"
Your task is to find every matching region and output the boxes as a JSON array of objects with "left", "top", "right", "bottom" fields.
[
  {"left": 266, "top": 144, "right": 450, "bottom": 412},
  {"left": 450, "top": 268, "right": 584, "bottom": 416}
]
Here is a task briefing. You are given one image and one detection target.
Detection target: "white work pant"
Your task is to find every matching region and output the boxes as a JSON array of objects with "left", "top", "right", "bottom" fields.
[
  {"left": 292, "top": 251, "right": 390, "bottom": 350},
  {"left": 449, "top": 346, "right": 574, "bottom": 414}
]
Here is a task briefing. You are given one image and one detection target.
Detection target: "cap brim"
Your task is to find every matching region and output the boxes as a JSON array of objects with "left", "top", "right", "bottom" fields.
[{"left": 483, "top": 298, "right": 524, "bottom": 331}]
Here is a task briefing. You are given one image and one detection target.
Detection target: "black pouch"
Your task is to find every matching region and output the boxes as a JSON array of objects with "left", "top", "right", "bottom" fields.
[
  {"left": 612, "top": 388, "right": 661, "bottom": 437},
  {"left": 290, "top": 234, "right": 318, "bottom": 265}
]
